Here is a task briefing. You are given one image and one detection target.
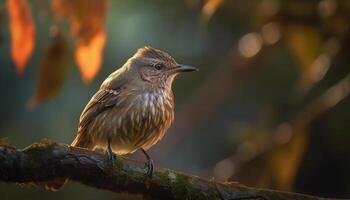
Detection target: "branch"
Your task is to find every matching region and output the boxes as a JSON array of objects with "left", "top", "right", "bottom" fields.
[{"left": 0, "top": 140, "right": 335, "bottom": 200}]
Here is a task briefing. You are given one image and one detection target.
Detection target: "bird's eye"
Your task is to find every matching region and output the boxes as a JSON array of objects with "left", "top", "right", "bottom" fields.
[{"left": 154, "top": 63, "right": 164, "bottom": 70}]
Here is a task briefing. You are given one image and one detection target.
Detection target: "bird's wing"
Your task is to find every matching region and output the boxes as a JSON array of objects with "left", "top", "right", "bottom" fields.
[{"left": 78, "top": 87, "right": 121, "bottom": 133}]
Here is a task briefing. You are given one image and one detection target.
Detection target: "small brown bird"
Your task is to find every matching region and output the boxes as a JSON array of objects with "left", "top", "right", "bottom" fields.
[{"left": 46, "top": 46, "right": 197, "bottom": 191}]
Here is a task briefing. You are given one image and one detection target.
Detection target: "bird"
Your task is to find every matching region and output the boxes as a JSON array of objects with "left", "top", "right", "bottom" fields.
[{"left": 45, "top": 46, "right": 197, "bottom": 191}]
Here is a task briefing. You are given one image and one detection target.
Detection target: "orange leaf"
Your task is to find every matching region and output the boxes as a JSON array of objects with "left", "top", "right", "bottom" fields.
[
  {"left": 52, "top": 0, "right": 107, "bottom": 40},
  {"left": 7, "top": 0, "right": 35, "bottom": 74},
  {"left": 270, "top": 125, "right": 309, "bottom": 190},
  {"left": 75, "top": 30, "right": 106, "bottom": 83},
  {"left": 285, "top": 25, "right": 321, "bottom": 71},
  {"left": 285, "top": 25, "right": 331, "bottom": 95},
  {"left": 201, "top": 0, "right": 223, "bottom": 22},
  {"left": 28, "top": 27, "right": 69, "bottom": 108},
  {"left": 52, "top": 0, "right": 108, "bottom": 82}
]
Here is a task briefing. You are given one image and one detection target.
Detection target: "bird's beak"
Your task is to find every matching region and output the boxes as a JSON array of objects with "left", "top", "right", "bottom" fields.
[{"left": 174, "top": 64, "right": 198, "bottom": 73}]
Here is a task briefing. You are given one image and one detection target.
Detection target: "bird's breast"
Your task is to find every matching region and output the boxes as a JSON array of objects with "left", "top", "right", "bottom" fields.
[
  {"left": 93, "top": 89, "right": 174, "bottom": 154},
  {"left": 133, "top": 89, "right": 174, "bottom": 136}
]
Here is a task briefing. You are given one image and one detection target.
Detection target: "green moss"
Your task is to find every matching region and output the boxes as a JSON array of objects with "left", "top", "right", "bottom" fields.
[
  {"left": 155, "top": 170, "right": 220, "bottom": 200},
  {"left": 114, "top": 170, "right": 128, "bottom": 187},
  {"left": 111, "top": 157, "right": 147, "bottom": 188},
  {"left": 151, "top": 170, "right": 191, "bottom": 199},
  {"left": 156, "top": 169, "right": 173, "bottom": 187},
  {"left": 112, "top": 157, "right": 124, "bottom": 170},
  {"left": 172, "top": 173, "right": 191, "bottom": 199},
  {"left": 23, "top": 139, "right": 57, "bottom": 151},
  {"left": 21, "top": 139, "right": 67, "bottom": 159}
]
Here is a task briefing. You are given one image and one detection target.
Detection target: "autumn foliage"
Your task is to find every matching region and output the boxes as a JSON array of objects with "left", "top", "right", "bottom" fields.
[
  {"left": 28, "top": 27, "right": 69, "bottom": 108},
  {"left": 6, "top": 0, "right": 108, "bottom": 106},
  {"left": 7, "top": 0, "right": 35, "bottom": 74},
  {"left": 52, "top": 0, "right": 108, "bottom": 83}
]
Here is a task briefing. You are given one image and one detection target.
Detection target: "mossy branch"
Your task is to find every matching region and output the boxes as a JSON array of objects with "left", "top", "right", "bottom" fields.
[{"left": 0, "top": 140, "right": 337, "bottom": 200}]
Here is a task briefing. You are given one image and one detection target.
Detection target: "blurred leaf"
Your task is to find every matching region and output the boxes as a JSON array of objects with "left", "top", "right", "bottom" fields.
[
  {"left": 269, "top": 125, "right": 309, "bottom": 191},
  {"left": 285, "top": 25, "right": 321, "bottom": 71},
  {"left": 52, "top": 0, "right": 108, "bottom": 41},
  {"left": 75, "top": 30, "right": 106, "bottom": 83},
  {"left": 230, "top": 123, "right": 309, "bottom": 190},
  {"left": 7, "top": 0, "right": 35, "bottom": 74},
  {"left": 28, "top": 28, "right": 69, "bottom": 108},
  {"left": 231, "top": 151, "right": 272, "bottom": 188},
  {"left": 285, "top": 25, "right": 325, "bottom": 92},
  {"left": 228, "top": 125, "right": 273, "bottom": 187},
  {"left": 52, "top": 0, "right": 108, "bottom": 83},
  {"left": 201, "top": 0, "right": 223, "bottom": 22}
]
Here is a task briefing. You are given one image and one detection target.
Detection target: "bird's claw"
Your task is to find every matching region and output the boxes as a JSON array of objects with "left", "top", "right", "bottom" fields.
[{"left": 144, "top": 159, "right": 154, "bottom": 177}]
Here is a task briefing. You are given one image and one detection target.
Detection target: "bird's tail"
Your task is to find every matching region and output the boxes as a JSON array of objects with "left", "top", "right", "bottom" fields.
[
  {"left": 70, "top": 133, "right": 94, "bottom": 148},
  {"left": 44, "top": 133, "right": 94, "bottom": 191}
]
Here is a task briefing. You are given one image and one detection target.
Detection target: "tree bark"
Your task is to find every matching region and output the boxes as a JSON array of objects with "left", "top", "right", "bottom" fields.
[{"left": 0, "top": 140, "right": 337, "bottom": 200}]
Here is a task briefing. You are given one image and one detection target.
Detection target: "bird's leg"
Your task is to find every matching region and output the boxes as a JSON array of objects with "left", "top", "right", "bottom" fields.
[
  {"left": 106, "top": 138, "right": 116, "bottom": 161},
  {"left": 141, "top": 148, "right": 154, "bottom": 177}
]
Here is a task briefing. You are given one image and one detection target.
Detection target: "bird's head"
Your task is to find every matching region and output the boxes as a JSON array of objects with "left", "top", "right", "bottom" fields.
[{"left": 124, "top": 46, "right": 197, "bottom": 90}]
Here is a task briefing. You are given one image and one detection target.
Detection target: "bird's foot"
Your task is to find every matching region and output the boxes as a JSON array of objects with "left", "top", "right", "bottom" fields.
[{"left": 144, "top": 159, "right": 154, "bottom": 177}]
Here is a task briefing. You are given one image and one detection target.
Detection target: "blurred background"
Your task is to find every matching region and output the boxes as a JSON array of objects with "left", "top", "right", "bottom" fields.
[{"left": 1, "top": 0, "right": 350, "bottom": 199}]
